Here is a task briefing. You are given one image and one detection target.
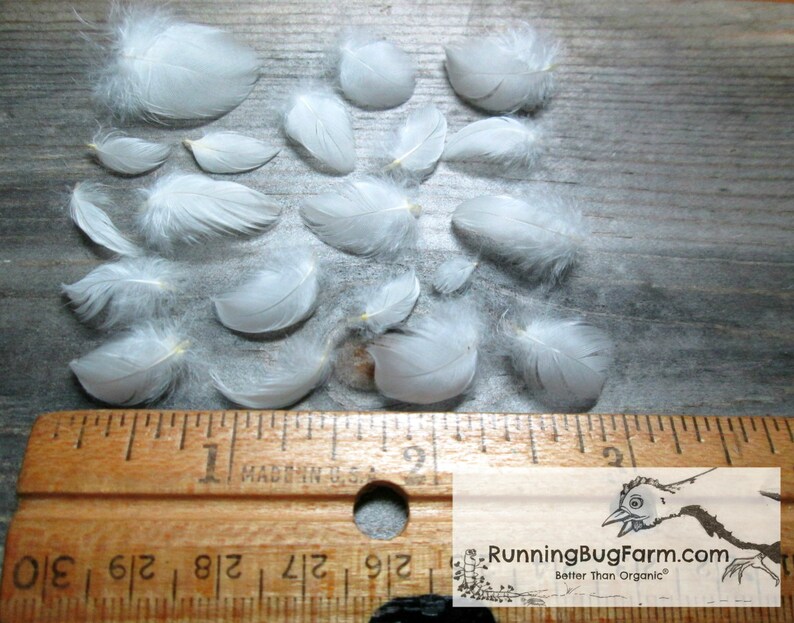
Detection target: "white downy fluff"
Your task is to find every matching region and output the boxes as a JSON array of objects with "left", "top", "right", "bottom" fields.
[
  {"left": 433, "top": 257, "right": 478, "bottom": 294},
  {"left": 70, "top": 324, "right": 189, "bottom": 405},
  {"left": 367, "top": 301, "right": 480, "bottom": 404},
  {"left": 301, "top": 177, "right": 421, "bottom": 258},
  {"left": 445, "top": 23, "right": 557, "bottom": 113},
  {"left": 283, "top": 87, "right": 355, "bottom": 174},
  {"left": 358, "top": 269, "right": 420, "bottom": 334},
  {"left": 138, "top": 172, "right": 281, "bottom": 250},
  {"left": 89, "top": 129, "right": 171, "bottom": 175},
  {"left": 95, "top": 5, "right": 259, "bottom": 121},
  {"left": 504, "top": 317, "right": 612, "bottom": 409},
  {"left": 62, "top": 257, "right": 178, "bottom": 328},
  {"left": 184, "top": 131, "right": 279, "bottom": 174},
  {"left": 443, "top": 117, "right": 541, "bottom": 170},
  {"left": 452, "top": 194, "right": 583, "bottom": 282},
  {"left": 69, "top": 182, "right": 142, "bottom": 257},
  {"left": 213, "top": 332, "right": 333, "bottom": 408},
  {"left": 337, "top": 31, "right": 415, "bottom": 109},
  {"left": 214, "top": 249, "right": 319, "bottom": 334},
  {"left": 385, "top": 105, "right": 447, "bottom": 180}
]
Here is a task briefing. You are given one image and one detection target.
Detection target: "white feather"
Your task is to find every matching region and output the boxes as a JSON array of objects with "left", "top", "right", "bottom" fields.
[
  {"left": 452, "top": 194, "right": 583, "bottom": 282},
  {"left": 337, "top": 32, "right": 415, "bottom": 109},
  {"left": 301, "top": 177, "right": 421, "bottom": 258},
  {"left": 184, "top": 131, "right": 279, "bottom": 174},
  {"left": 95, "top": 6, "right": 259, "bottom": 121},
  {"left": 385, "top": 105, "right": 447, "bottom": 180},
  {"left": 70, "top": 324, "right": 189, "bottom": 406},
  {"left": 214, "top": 249, "right": 319, "bottom": 334},
  {"left": 445, "top": 23, "right": 557, "bottom": 113},
  {"left": 443, "top": 117, "right": 541, "bottom": 170},
  {"left": 367, "top": 301, "right": 480, "bottom": 404},
  {"left": 138, "top": 172, "right": 281, "bottom": 251},
  {"left": 359, "top": 270, "right": 420, "bottom": 334},
  {"left": 504, "top": 317, "right": 612, "bottom": 410},
  {"left": 69, "top": 182, "right": 142, "bottom": 257},
  {"left": 89, "top": 129, "right": 171, "bottom": 175},
  {"left": 62, "top": 257, "right": 178, "bottom": 328},
  {"left": 432, "top": 257, "right": 478, "bottom": 294},
  {"left": 283, "top": 88, "right": 355, "bottom": 174},
  {"left": 212, "top": 332, "right": 333, "bottom": 408}
]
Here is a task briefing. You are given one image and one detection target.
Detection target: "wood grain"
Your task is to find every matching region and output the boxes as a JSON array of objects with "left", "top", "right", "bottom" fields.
[{"left": 0, "top": 0, "right": 792, "bottom": 565}]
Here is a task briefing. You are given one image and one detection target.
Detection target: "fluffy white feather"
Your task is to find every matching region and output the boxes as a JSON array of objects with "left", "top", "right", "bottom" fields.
[
  {"left": 138, "top": 172, "right": 281, "bottom": 251},
  {"left": 385, "top": 105, "right": 447, "bottom": 180},
  {"left": 70, "top": 324, "right": 189, "bottom": 405},
  {"left": 213, "top": 332, "right": 333, "bottom": 408},
  {"left": 452, "top": 194, "right": 583, "bottom": 282},
  {"left": 301, "top": 177, "right": 421, "bottom": 258},
  {"left": 358, "top": 269, "right": 420, "bottom": 334},
  {"left": 443, "top": 117, "right": 541, "bottom": 170},
  {"left": 432, "top": 257, "right": 478, "bottom": 294},
  {"left": 367, "top": 301, "right": 480, "bottom": 404},
  {"left": 283, "top": 87, "right": 355, "bottom": 174},
  {"left": 445, "top": 23, "right": 557, "bottom": 113},
  {"left": 62, "top": 257, "right": 178, "bottom": 328},
  {"left": 95, "top": 5, "right": 259, "bottom": 121},
  {"left": 337, "top": 31, "right": 415, "bottom": 109},
  {"left": 504, "top": 317, "right": 612, "bottom": 410},
  {"left": 184, "top": 131, "right": 279, "bottom": 174},
  {"left": 69, "top": 182, "right": 142, "bottom": 257},
  {"left": 214, "top": 249, "right": 319, "bottom": 334},
  {"left": 89, "top": 129, "right": 171, "bottom": 175}
]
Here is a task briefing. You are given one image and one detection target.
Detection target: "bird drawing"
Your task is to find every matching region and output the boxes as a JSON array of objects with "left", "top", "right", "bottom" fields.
[{"left": 602, "top": 468, "right": 781, "bottom": 586}]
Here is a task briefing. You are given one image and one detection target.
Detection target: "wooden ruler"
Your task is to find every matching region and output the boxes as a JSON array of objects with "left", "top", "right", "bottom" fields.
[{"left": 0, "top": 410, "right": 791, "bottom": 622}]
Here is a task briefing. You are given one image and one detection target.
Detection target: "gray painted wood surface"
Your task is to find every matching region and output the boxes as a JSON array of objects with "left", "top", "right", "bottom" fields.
[{"left": 0, "top": 0, "right": 792, "bottom": 558}]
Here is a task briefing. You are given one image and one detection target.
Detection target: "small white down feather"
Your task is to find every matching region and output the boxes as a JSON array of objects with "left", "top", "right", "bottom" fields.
[
  {"left": 385, "top": 105, "right": 447, "bottom": 180},
  {"left": 184, "top": 131, "right": 279, "bottom": 174},
  {"left": 443, "top": 117, "right": 541, "bottom": 171},
  {"left": 69, "top": 182, "right": 142, "bottom": 257},
  {"left": 432, "top": 257, "right": 478, "bottom": 294},
  {"left": 89, "top": 130, "right": 171, "bottom": 175},
  {"left": 357, "top": 269, "right": 421, "bottom": 334}
]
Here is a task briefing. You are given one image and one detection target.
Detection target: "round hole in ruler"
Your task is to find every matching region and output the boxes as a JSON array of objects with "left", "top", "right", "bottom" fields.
[{"left": 354, "top": 481, "right": 409, "bottom": 540}]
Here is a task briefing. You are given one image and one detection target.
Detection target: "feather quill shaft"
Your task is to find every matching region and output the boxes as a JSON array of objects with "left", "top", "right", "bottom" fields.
[
  {"left": 385, "top": 105, "right": 447, "bottom": 180},
  {"left": 184, "top": 131, "right": 279, "bottom": 174},
  {"left": 452, "top": 193, "right": 583, "bottom": 282},
  {"left": 358, "top": 269, "right": 420, "bottom": 333},
  {"left": 504, "top": 317, "right": 612, "bottom": 410},
  {"left": 283, "top": 88, "right": 355, "bottom": 174},
  {"left": 213, "top": 332, "right": 333, "bottom": 408},
  {"left": 432, "top": 257, "right": 477, "bottom": 294},
  {"left": 62, "top": 257, "right": 178, "bottom": 328},
  {"left": 443, "top": 117, "right": 541, "bottom": 170},
  {"left": 367, "top": 301, "right": 479, "bottom": 404},
  {"left": 138, "top": 172, "right": 281, "bottom": 250},
  {"left": 89, "top": 130, "right": 170, "bottom": 175},
  {"left": 69, "top": 182, "right": 142, "bottom": 257},
  {"left": 95, "top": 5, "right": 259, "bottom": 121},
  {"left": 301, "top": 177, "right": 421, "bottom": 258},
  {"left": 214, "top": 249, "right": 319, "bottom": 334},
  {"left": 70, "top": 324, "right": 189, "bottom": 405}
]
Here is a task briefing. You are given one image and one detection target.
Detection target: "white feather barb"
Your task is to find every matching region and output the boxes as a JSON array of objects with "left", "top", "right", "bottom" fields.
[
  {"left": 367, "top": 301, "right": 480, "bottom": 404},
  {"left": 432, "top": 257, "right": 478, "bottom": 294},
  {"left": 89, "top": 129, "right": 171, "bottom": 175},
  {"left": 504, "top": 316, "right": 612, "bottom": 410},
  {"left": 95, "top": 5, "right": 259, "bottom": 121},
  {"left": 62, "top": 257, "right": 178, "bottom": 328},
  {"left": 385, "top": 105, "right": 447, "bottom": 180},
  {"left": 138, "top": 172, "right": 281, "bottom": 250},
  {"left": 214, "top": 248, "right": 319, "bottom": 334},
  {"left": 283, "top": 87, "right": 355, "bottom": 174},
  {"left": 452, "top": 193, "right": 583, "bottom": 283},
  {"left": 443, "top": 117, "right": 541, "bottom": 170},
  {"left": 358, "top": 269, "right": 420, "bottom": 334},
  {"left": 445, "top": 23, "right": 557, "bottom": 113},
  {"left": 337, "top": 31, "right": 415, "bottom": 109},
  {"left": 184, "top": 131, "right": 279, "bottom": 174},
  {"left": 301, "top": 177, "right": 421, "bottom": 258},
  {"left": 69, "top": 182, "right": 142, "bottom": 257},
  {"left": 70, "top": 324, "right": 190, "bottom": 406},
  {"left": 212, "top": 332, "right": 333, "bottom": 408}
]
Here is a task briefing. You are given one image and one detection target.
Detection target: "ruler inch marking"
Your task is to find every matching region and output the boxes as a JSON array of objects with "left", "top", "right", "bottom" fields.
[
  {"left": 227, "top": 412, "right": 238, "bottom": 484},
  {"left": 84, "top": 568, "right": 91, "bottom": 603},
  {"left": 179, "top": 414, "right": 188, "bottom": 450},
  {"left": 258, "top": 568, "right": 264, "bottom": 603},
  {"left": 739, "top": 417, "right": 749, "bottom": 443},
  {"left": 124, "top": 414, "right": 138, "bottom": 461},
  {"left": 155, "top": 413, "right": 163, "bottom": 439},
  {"left": 41, "top": 554, "right": 48, "bottom": 601},
  {"left": 762, "top": 418, "right": 776, "bottom": 454},
  {"left": 528, "top": 416, "right": 538, "bottom": 464},
  {"left": 621, "top": 414, "right": 637, "bottom": 467},
  {"left": 693, "top": 417, "right": 702, "bottom": 442},
  {"left": 715, "top": 418, "right": 733, "bottom": 466},
  {"left": 171, "top": 569, "right": 178, "bottom": 602},
  {"left": 215, "top": 554, "right": 221, "bottom": 600},
  {"left": 598, "top": 414, "right": 607, "bottom": 442},
  {"left": 128, "top": 554, "right": 135, "bottom": 601},
  {"left": 575, "top": 415, "right": 584, "bottom": 453},
  {"left": 646, "top": 415, "right": 655, "bottom": 443},
  {"left": 281, "top": 414, "right": 288, "bottom": 451}
]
